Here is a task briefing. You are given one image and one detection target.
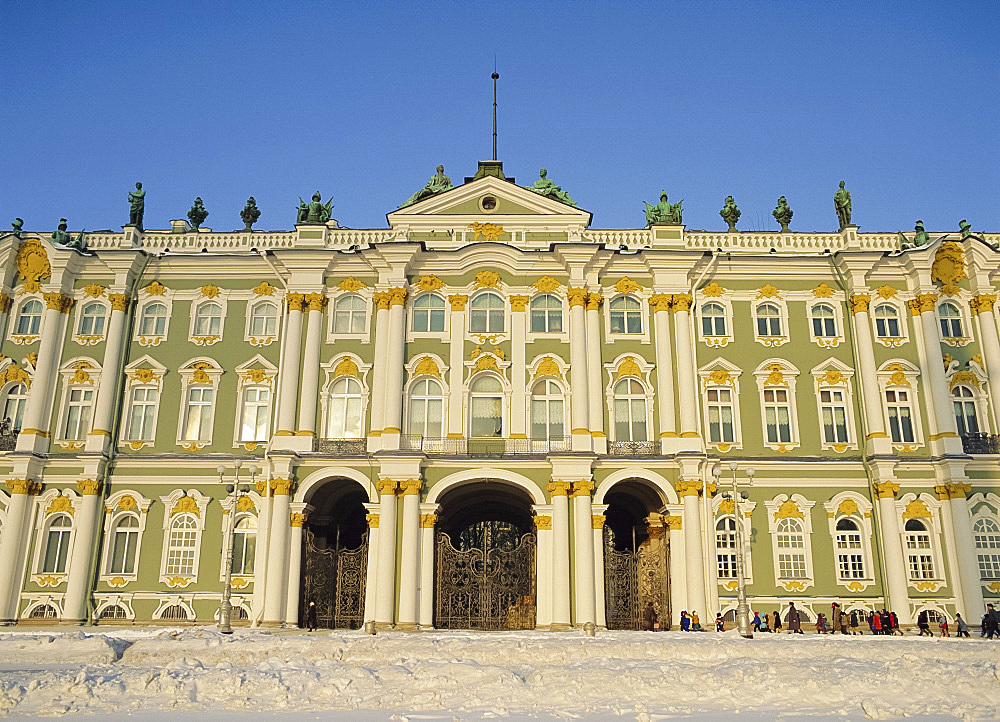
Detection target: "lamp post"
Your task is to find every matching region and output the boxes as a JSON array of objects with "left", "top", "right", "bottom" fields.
[
  {"left": 217, "top": 460, "right": 259, "bottom": 634},
  {"left": 715, "top": 462, "right": 754, "bottom": 638}
]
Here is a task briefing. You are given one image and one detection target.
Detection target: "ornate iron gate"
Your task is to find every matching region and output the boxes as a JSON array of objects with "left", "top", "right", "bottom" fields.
[
  {"left": 603, "top": 527, "right": 670, "bottom": 630},
  {"left": 302, "top": 528, "right": 368, "bottom": 629},
  {"left": 435, "top": 529, "right": 536, "bottom": 629}
]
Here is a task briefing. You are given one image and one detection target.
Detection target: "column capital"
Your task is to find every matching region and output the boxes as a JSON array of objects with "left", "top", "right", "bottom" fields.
[
  {"left": 375, "top": 478, "right": 399, "bottom": 496},
  {"left": 419, "top": 513, "right": 438, "bottom": 528},
  {"left": 664, "top": 514, "right": 683, "bottom": 530},
  {"left": 304, "top": 292, "right": 328, "bottom": 312},
  {"left": 448, "top": 294, "right": 468, "bottom": 311},
  {"left": 534, "top": 515, "right": 552, "bottom": 530},
  {"left": 366, "top": 513, "right": 379, "bottom": 528},
  {"left": 670, "top": 293, "right": 693, "bottom": 313},
  {"left": 399, "top": 478, "right": 424, "bottom": 496},
  {"left": 373, "top": 291, "right": 391, "bottom": 310},
  {"left": 5, "top": 478, "right": 42, "bottom": 495},
  {"left": 592, "top": 514, "right": 606, "bottom": 529},
  {"left": 566, "top": 287, "right": 588, "bottom": 307},
  {"left": 649, "top": 293, "right": 672, "bottom": 313},
  {"left": 43, "top": 291, "right": 75, "bottom": 313},
  {"left": 970, "top": 293, "right": 997, "bottom": 315},
  {"left": 675, "top": 479, "right": 713, "bottom": 497},
  {"left": 547, "top": 480, "right": 572, "bottom": 496},
  {"left": 388, "top": 287, "right": 408, "bottom": 306},
  {"left": 286, "top": 292, "right": 306, "bottom": 312},
  {"left": 289, "top": 512, "right": 308, "bottom": 527},
  {"left": 908, "top": 293, "right": 938, "bottom": 315},
  {"left": 509, "top": 294, "right": 529, "bottom": 312},
  {"left": 848, "top": 293, "right": 870, "bottom": 314},
  {"left": 874, "top": 480, "right": 900, "bottom": 498},
  {"left": 569, "top": 479, "right": 594, "bottom": 497},
  {"left": 76, "top": 479, "right": 102, "bottom": 495},
  {"left": 108, "top": 293, "right": 131, "bottom": 312},
  {"left": 934, "top": 482, "right": 972, "bottom": 500},
  {"left": 585, "top": 292, "right": 603, "bottom": 310},
  {"left": 270, "top": 477, "right": 296, "bottom": 495}
]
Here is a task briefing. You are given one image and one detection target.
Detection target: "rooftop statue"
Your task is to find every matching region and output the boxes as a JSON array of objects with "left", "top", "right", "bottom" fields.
[
  {"left": 51, "top": 218, "right": 85, "bottom": 250},
  {"left": 296, "top": 191, "right": 333, "bottom": 224},
  {"left": 834, "top": 180, "right": 852, "bottom": 229},
  {"left": 644, "top": 190, "right": 683, "bottom": 226},
  {"left": 719, "top": 195, "right": 740, "bottom": 231},
  {"left": 959, "top": 219, "right": 972, "bottom": 239},
  {"left": 127, "top": 181, "right": 145, "bottom": 231},
  {"left": 399, "top": 165, "right": 454, "bottom": 208},
  {"left": 529, "top": 168, "right": 577, "bottom": 207},
  {"left": 773, "top": 196, "right": 793, "bottom": 232},
  {"left": 11, "top": 218, "right": 23, "bottom": 238},
  {"left": 899, "top": 220, "right": 931, "bottom": 250},
  {"left": 187, "top": 197, "right": 208, "bottom": 230},
  {"left": 241, "top": 197, "right": 261, "bottom": 231}
]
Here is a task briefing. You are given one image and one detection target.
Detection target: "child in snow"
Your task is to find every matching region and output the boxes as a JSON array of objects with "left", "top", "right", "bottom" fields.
[
  {"left": 938, "top": 615, "right": 949, "bottom": 636},
  {"left": 690, "top": 611, "right": 703, "bottom": 631},
  {"left": 680, "top": 611, "right": 690, "bottom": 631},
  {"left": 716, "top": 613, "right": 725, "bottom": 632},
  {"left": 955, "top": 613, "right": 970, "bottom": 637}
]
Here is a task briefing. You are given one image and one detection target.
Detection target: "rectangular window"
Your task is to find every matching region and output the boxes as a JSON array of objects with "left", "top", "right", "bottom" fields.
[
  {"left": 978, "top": 553, "right": 1000, "bottom": 579},
  {"left": 763, "top": 388, "right": 792, "bottom": 444},
  {"left": 239, "top": 387, "right": 271, "bottom": 442},
  {"left": 777, "top": 553, "right": 807, "bottom": 579},
  {"left": 183, "top": 387, "right": 214, "bottom": 442},
  {"left": 886, "top": 389, "right": 915, "bottom": 443},
  {"left": 110, "top": 529, "right": 139, "bottom": 575},
  {"left": 470, "top": 396, "right": 502, "bottom": 438},
  {"left": 63, "top": 387, "right": 94, "bottom": 440},
  {"left": 706, "top": 387, "right": 735, "bottom": 443},
  {"left": 836, "top": 532, "right": 865, "bottom": 579},
  {"left": 127, "top": 387, "right": 157, "bottom": 441},
  {"left": 907, "top": 554, "right": 935, "bottom": 580},
  {"left": 820, "top": 389, "right": 849, "bottom": 443}
]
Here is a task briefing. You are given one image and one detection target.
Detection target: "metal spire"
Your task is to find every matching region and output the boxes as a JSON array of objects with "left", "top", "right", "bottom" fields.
[{"left": 492, "top": 67, "right": 499, "bottom": 161}]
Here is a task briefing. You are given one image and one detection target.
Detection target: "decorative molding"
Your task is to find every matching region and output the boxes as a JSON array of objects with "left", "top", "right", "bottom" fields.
[
  {"left": 812, "top": 283, "right": 834, "bottom": 298},
  {"left": 413, "top": 356, "right": 441, "bottom": 377},
  {"left": 848, "top": 294, "right": 870, "bottom": 314},
  {"left": 15, "top": 238, "right": 51, "bottom": 291},
  {"left": 252, "top": 281, "right": 277, "bottom": 296},
  {"left": 82, "top": 284, "right": 106, "bottom": 298},
  {"left": 773, "top": 499, "right": 804, "bottom": 520},
  {"left": 670, "top": 293, "right": 693, "bottom": 313},
  {"left": 473, "top": 271, "right": 502, "bottom": 289},
  {"left": 449, "top": 294, "right": 468, "bottom": 311},
  {"left": 338, "top": 277, "right": 368, "bottom": 292},
  {"left": 901, "top": 499, "right": 931, "bottom": 520},
  {"left": 756, "top": 284, "right": 781, "bottom": 299},
  {"left": 931, "top": 241, "right": 966, "bottom": 295},
  {"left": 533, "top": 355, "right": 562, "bottom": 380},
  {"left": 701, "top": 281, "right": 725, "bottom": 297},
  {"left": 333, "top": 357, "right": 360, "bottom": 378},
  {"left": 143, "top": 281, "right": 167, "bottom": 296},
  {"left": 532, "top": 276, "right": 561, "bottom": 293},
  {"left": 509, "top": 294, "right": 529, "bottom": 312},
  {"left": 875, "top": 285, "right": 899, "bottom": 299},
  {"left": 615, "top": 356, "right": 642, "bottom": 379},
  {"left": 566, "top": 287, "right": 588, "bottom": 307},
  {"left": 419, "top": 513, "right": 438, "bottom": 529},
  {"left": 200, "top": 284, "right": 221, "bottom": 298},
  {"left": 613, "top": 277, "right": 641, "bottom": 294},
  {"left": 468, "top": 222, "right": 505, "bottom": 242}
]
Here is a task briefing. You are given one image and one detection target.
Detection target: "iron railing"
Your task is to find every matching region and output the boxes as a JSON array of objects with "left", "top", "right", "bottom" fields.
[
  {"left": 399, "top": 436, "right": 570, "bottom": 456},
  {"left": 962, "top": 433, "right": 1000, "bottom": 455},
  {"left": 607, "top": 440, "right": 659, "bottom": 456},
  {"left": 0, "top": 434, "right": 16, "bottom": 452},
  {"left": 314, "top": 438, "right": 367, "bottom": 455}
]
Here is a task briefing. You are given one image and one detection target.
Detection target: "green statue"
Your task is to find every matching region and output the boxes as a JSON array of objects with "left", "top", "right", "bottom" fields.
[
  {"left": 128, "top": 182, "right": 145, "bottom": 231},
  {"left": 773, "top": 196, "right": 793, "bottom": 232},
  {"left": 296, "top": 192, "right": 333, "bottom": 224},
  {"left": 913, "top": 220, "right": 929, "bottom": 246},
  {"left": 187, "top": 197, "right": 208, "bottom": 230},
  {"left": 834, "top": 180, "right": 852, "bottom": 230},
  {"left": 11, "top": 218, "right": 23, "bottom": 238},
  {"left": 959, "top": 219, "right": 972, "bottom": 239},
  {"left": 643, "top": 190, "right": 683, "bottom": 226},
  {"left": 399, "top": 165, "right": 454, "bottom": 208},
  {"left": 719, "top": 195, "right": 740, "bottom": 231},
  {"left": 51, "top": 218, "right": 85, "bottom": 250},
  {"left": 529, "top": 168, "right": 577, "bottom": 207},
  {"left": 241, "top": 197, "right": 261, "bottom": 231}
]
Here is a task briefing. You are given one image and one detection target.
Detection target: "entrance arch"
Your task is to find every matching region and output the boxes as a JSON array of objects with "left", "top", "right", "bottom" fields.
[
  {"left": 299, "top": 478, "right": 369, "bottom": 629},
  {"left": 602, "top": 479, "right": 671, "bottom": 630},
  {"left": 434, "top": 480, "right": 536, "bottom": 629}
]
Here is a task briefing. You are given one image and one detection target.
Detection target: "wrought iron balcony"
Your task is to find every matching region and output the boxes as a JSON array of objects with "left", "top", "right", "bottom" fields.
[
  {"left": 399, "top": 435, "right": 570, "bottom": 456},
  {"left": 314, "top": 438, "right": 367, "bottom": 455},
  {"left": 0, "top": 434, "right": 15, "bottom": 452},
  {"left": 961, "top": 433, "right": 1000, "bottom": 455},
  {"left": 607, "top": 440, "right": 659, "bottom": 456}
]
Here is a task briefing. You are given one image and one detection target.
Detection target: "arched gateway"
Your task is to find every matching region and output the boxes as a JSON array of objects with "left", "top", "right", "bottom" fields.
[{"left": 434, "top": 481, "right": 537, "bottom": 629}]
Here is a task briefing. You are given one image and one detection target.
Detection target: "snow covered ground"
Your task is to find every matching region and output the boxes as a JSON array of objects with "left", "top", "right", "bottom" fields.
[{"left": 0, "top": 627, "right": 997, "bottom": 720}]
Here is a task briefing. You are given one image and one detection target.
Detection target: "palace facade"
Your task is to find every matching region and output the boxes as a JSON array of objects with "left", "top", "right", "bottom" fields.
[{"left": 0, "top": 162, "right": 998, "bottom": 630}]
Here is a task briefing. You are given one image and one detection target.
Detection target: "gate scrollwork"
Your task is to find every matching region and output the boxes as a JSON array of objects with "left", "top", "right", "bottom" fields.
[{"left": 302, "top": 527, "right": 367, "bottom": 629}]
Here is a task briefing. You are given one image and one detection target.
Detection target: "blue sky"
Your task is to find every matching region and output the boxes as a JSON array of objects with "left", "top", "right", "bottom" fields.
[{"left": 2, "top": 1, "right": 998, "bottom": 233}]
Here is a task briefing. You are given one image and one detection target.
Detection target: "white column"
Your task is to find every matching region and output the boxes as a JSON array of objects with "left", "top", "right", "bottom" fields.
[
  {"left": 671, "top": 294, "right": 698, "bottom": 438},
  {"left": 17, "top": 294, "right": 72, "bottom": 452},
  {"left": 586, "top": 294, "right": 605, "bottom": 449},
  {"left": 678, "top": 481, "right": 707, "bottom": 617},
  {"left": 0, "top": 481, "right": 40, "bottom": 621},
  {"left": 362, "top": 504, "right": 380, "bottom": 625},
  {"left": 532, "top": 507, "right": 553, "bottom": 630},
  {"left": 592, "top": 504, "right": 607, "bottom": 628},
  {"left": 650, "top": 295, "right": 676, "bottom": 446},
  {"left": 548, "top": 481, "right": 572, "bottom": 630},
  {"left": 567, "top": 289, "right": 590, "bottom": 451},
  {"left": 914, "top": 294, "right": 963, "bottom": 454},
  {"left": 667, "top": 515, "right": 686, "bottom": 629},
  {"left": 86, "top": 294, "right": 130, "bottom": 452},
  {"left": 295, "top": 294, "right": 326, "bottom": 437},
  {"left": 368, "top": 293, "right": 391, "bottom": 443},
  {"left": 381, "top": 289, "right": 407, "bottom": 448},
  {"left": 374, "top": 479, "right": 398, "bottom": 629},
  {"left": 418, "top": 505, "right": 438, "bottom": 629},
  {"left": 62, "top": 480, "right": 103, "bottom": 622},
  {"left": 940, "top": 483, "right": 985, "bottom": 619},
  {"left": 571, "top": 481, "right": 596, "bottom": 626},
  {"left": 848, "top": 295, "right": 890, "bottom": 453},
  {"left": 971, "top": 294, "right": 1000, "bottom": 429},
  {"left": 396, "top": 479, "right": 422, "bottom": 630},
  {"left": 284, "top": 508, "right": 307, "bottom": 627},
  {"left": 446, "top": 295, "right": 467, "bottom": 439},
  {"left": 274, "top": 294, "right": 305, "bottom": 437},
  {"left": 510, "top": 296, "right": 528, "bottom": 438},
  {"left": 874, "top": 482, "right": 911, "bottom": 622},
  {"left": 262, "top": 478, "right": 293, "bottom": 625}
]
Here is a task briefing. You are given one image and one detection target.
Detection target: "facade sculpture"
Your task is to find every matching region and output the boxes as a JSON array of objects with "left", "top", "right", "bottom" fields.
[
  {"left": 50, "top": 218, "right": 85, "bottom": 250},
  {"left": 834, "top": 181, "right": 852, "bottom": 229},
  {"left": 187, "top": 198, "right": 209, "bottom": 230},
  {"left": 529, "top": 168, "right": 577, "bottom": 207},
  {"left": 719, "top": 196, "right": 740, "bottom": 231},
  {"left": 773, "top": 196, "right": 793, "bottom": 232},
  {"left": 241, "top": 197, "right": 261, "bottom": 231},
  {"left": 127, "top": 182, "right": 145, "bottom": 231},
  {"left": 400, "top": 165, "right": 454, "bottom": 208},
  {"left": 297, "top": 192, "right": 334, "bottom": 225},
  {"left": 644, "top": 191, "right": 683, "bottom": 226}
]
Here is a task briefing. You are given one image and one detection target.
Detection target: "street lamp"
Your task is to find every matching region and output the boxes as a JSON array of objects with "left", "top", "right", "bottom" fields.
[
  {"left": 714, "top": 462, "right": 754, "bottom": 638},
  {"left": 217, "top": 460, "right": 259, "bottom": 634}
]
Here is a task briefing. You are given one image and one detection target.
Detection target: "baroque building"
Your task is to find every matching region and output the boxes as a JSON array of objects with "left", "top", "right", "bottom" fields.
[{"left": 0, "top": 162, "right": 998, "bottom": 630}]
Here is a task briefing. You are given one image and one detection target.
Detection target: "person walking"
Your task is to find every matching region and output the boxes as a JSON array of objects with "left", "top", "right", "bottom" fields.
[
  {"left": 760, "top": 612, "right": 770, "bottom": 633},
  {"left": 716, "top": 613, "right": 725, "bottom": 632},
  {"left": 815, "top": 614, "right": 825, "bottom": 634},
  {"left": 752, "top": 611, "right": 761, "bottom": 631},
  {"left": 985, "top": 603, "right": 1000, "bottom": 639},
  {"left": 680, "top": 610, "right": 690, "bottom": 631},
  {"left": 873, "top": 611, "right": 883, "bottom": 635},
  {"left": 788, "top": 602, "right": 803, "bottom": 634},
  {"left": 938, "top": 614, "right": 949, "bottom": 637},
  {"left": 831, "top": 603, "right": 842, "bottom": 634},
  {"left": 917, "top": 609, "right": 932, "bottom": 636},
  {"left": 850, "top": 609, "right": 859, "bottom": 635},
  {"left": 306, "top": 600, "right": 318, "bottom": 632},
  {"left": 955, "top": 613, "right": 970, "bottom": 638},
  {"left": 889, "top": 611, "right": 901, "bottom": 635},
  {"left": 772, "top": 610, "right": 782, "bottom": 633}
]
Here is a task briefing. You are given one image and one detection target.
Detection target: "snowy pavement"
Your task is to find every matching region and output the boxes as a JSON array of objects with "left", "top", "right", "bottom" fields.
[{"left": 0, "top": 627, "right": 998, "bottom": 720}]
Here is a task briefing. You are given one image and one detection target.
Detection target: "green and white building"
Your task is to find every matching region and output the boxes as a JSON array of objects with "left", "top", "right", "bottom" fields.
[{"left": 0, "top": 161, "right": 998, "bottom": 630}]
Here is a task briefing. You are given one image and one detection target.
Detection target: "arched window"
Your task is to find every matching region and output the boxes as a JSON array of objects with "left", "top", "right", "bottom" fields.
[
  {"left": 408, "top": 378, "right": 444, "bottom": 438},
  {"left": 98, "top": 605, "right": 128, "bottom": 620},
  {"left": 938, "top": 302, "right": 963, "bottom": 338},
  {"left": 530, "top": 379, "right": 564, "bottom": 439},
  {"left": 530, "top": 295, "right": 563, "bottom": 333},
  {"left": 239, "top": 386, "right": 271, "bottom": 442},
  {"left": 610, "top": 296, "right": 642, "bottom": 334},
  {"left": 874, "top": 304, "right": 900, "bottom": 338},
  {"left": 158, "top": 604, "right": 190, "bottom": 620},
  {"left": 412, "top": 294, "right": 445, "bottom": 333},
  {"left": 775, "top": 517, "right": 807, "bottom": 579},
  {"left": 182, "top": 386, "right": 214, "bottom": 441},
  {"left": 904, "top": 518, "right": 934, "bottom": 579},
  {"left": 835, "top": 517, "right": 865, "bottom": 579},
  {"left": 164, "top": 514, "right": 199, "bottom": 576},
  {"left": 469, "top": 293, "right": 504, "bottom": 333},
  {"left": 612, "top": 378, "right": 647, "bottom": 441},
  {"left": 249, "top": 301, "right": 278, "bottom": 337},
  {"left": 42, "top": 514, "right": 73, "bottom": 574},
  {"left": 811, "top": 304, "right": 836, "bottom": 337},
  {"left": 126, "top": 386, "right": 157, "bottom": 441},
  {"left": 193, "top": 302, "right": 222, "bottom": 336},
  {"left": 28, "top": 604, "right": 57, "bottom": 619},
  {"left": 333, "top": 295, "right": 367, "bottom": 334},
  {"left": 756, "top": 303, "right": 782, "bottom": 337},
  {"left": 469, "top": 375, "right": 503, "bottom": 438},
  {"left": 2, "top": 382, "right": 27, "bottom": 431},
  {"left": 231, "top": 515, "right": 257, "bottom": 575},
  {"left": 974, "top": 518, "right": 1000, "bottom": 580},
  {"left": 62, "top": 386, "right": 94, "bottom": 440},
  {"left": 952, "top": 385, "right": 980, "bottom": 435},
  {"left": 701, "top": 302, "right": 726, "bottom": 337},
  {"left": 716, "top": 516, "right": 737, "bottom": 579},
  {"left": 79, "top": 302, "right": 106, "bottom": 336},
  {"left": 139, "top": 302, "right": 167, "bottom": 336},
  {"left": 15, "top": 299, "right": 43, "bottom": 335},
  {"left": 327, "top": 377, "right": 363, "bottom": 439},
  {"left": 108, "top": 515, "right": 140, "bottom": 575}
]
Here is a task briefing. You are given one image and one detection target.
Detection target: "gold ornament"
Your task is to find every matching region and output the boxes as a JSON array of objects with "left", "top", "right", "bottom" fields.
[
  {"left": 252, "top": 281, "right": 276, "bottom": 296},
  {"left": 338, "top": 277, "right": 368, "bottom": 292},
  {"left": 534, "top": 356, "right": 562, "bottom": 380},
  {"left": 931, "top": 241, "right": 966, "bottom": 295},
  {"left": 616, "top": 356, "right": 642, "bottom": 379},
  {"left": 473, "top": 270, "right": 502, "bottom": 289},
  {"left": 468, "top": 222, "right": 505, "bottom": 242},
  {"left": 614, "top": 277, "right": 641, "bottom": 294},
  {"left": 532, "top": 276, "right": 561, "bottom": 293},
  {"left": 848, "top": 294, "right": 870, "bottom": 314},
  {"left": 200, "top": 284, "right": 221, "bottom": 298},
  {"left": 413, "top": 356, "right": 441, "bottom": 377},
  {"left": 812, "top": 283, "right": 835, "bottom": 298},
  {"left": 702, "top": 281, "right": 725, "bottom": 297},
  {"left": 170, "top": 495, "right": 200, "bottom": 517},
  {"left": 509, "top": 295, "right": 529, "bottom": 312},
  {"left": 333, "top": 357, "right": 360, "bottom": 378},
  {"left": 143, "top": 281, "right": 167, "bottom": 296},
  {"left": 773, "top": 499, "right": 804, "bottom": 520}
]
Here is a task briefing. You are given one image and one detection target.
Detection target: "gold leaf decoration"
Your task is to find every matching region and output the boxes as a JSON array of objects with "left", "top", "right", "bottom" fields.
[
  {"left": 534, "top": 356, "right": 562, "bottom": 380},
  {"left": 130, "top": 368, "right": 156, "bottom": 385},
  {"left": 416, "top": 275, "right": 444, "bottom": 291},
  {"left": 876, "top": 285, "right": 899, "bottom": 299},
  {"left": 116, "top": 495, "right": 139, "bottom": 512},
  {"left": 473, "top": 355, "right": 499, "bottom": 373},
  {"left": 837, "top": 499, "right": 860, "bottom": 517},
  {"left": 70, "top": 361, "right": 94, "bottom": 385},
  {"left": 338, "top": 277, "right": 368, "bottom": 292},
  {"left": 170, "top": 495, "right": 200, "bottom": 517},
  {"left": 774, "top": 499, "right": 804, "bottom": 520},
  {"left": 201, "top": 284, "right": 221, "bottom": 298},
  {"left": 616, "top": 356, "right": 642, "bottom": 379},
  {"left": 708, "top": 369, "right": 733, "bottom": 386},
  {"left": 235, "top": 495, "right": 257, "bottom": 513},
  {"left": 143, "top": 281, "right": 167, "bottom": 296},
  {"left": 822, "top": 369, "right": 845, "bottom": 385},
  {"left": 413, "top": 356, "right": 440, "bottom": 377},
  {"left": 764, "top": 363, "right": 785, "bottom": 385},
  {"left": 717, "top": 497, "right": 735, "bottom": 515},
  {"left": 757, "top": 284, "right": 780, "bottom": 299},
  {"left": 252, "top": 281, "right": 276, "bottom": 296},
  {"left": 83, "top": 284, "right": 106, "bottom": 298},
  {"left": 473, "top": 270, "right": 502, "bottom": 289},
  {"left": 886, "top": 363, "right": 909, "bottom": 386},
  {"left": 901, "top": 499, "right": 931, "bottom": 520},
  {"left": 701, "top": 281, "right": 725, "bottom": 297},
  {"left": 931, "top": 241, "right": 966, "bottom": 296},
  {"left": 188, "top": 362, "right": 214, "bottom": 384},
  {"left": 468, "top": 222, "right": 505, "bottom": 242},
  {"left": 532, "top": 276, "right": 561, "bottom": 293},
  {"left": 949, "top": 370, "right": 980, "bottom": 390},
  {"left": 45, "top": 495, "right": 74, "bottom": 516},
  {"left": 242, "top": 368, "right": 268, "bottom": 384},
  {"left": 0, "top": 363, "right": 31, "bottom": 388},
  {"left": 333, "top": 357, "right": 359, "bottom": 378},
  {"left": 812, "top": 283, "right": 834, "bottom": 298},
  {"left": 614, "top": 277, "right": 641, "bottom": 294},
  {"left": 15, "top": 238, "right": 52, "bottom": 288}
]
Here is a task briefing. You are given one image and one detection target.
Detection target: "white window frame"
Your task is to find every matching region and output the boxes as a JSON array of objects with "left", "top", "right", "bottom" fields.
[
  {"left": 467, "top": 372, "right": 508, "bottom": 438},
  {"left": 1, "top": 380, "right": 29, "bottom": 433},
  {"left": 753, "top": 360, "right": 800, "bottom": 451},
  {"left": 698, "top": 360, "right": 743, "bottom": 452},
  {"left": 319, "top": 355, "right": 372, "bottom": 438},
  {"left": 810, "top": 362, "right": 858, "bottom": 452},
  {"left": 870, "top": 301, "right": 908, "bottom": 348},
  {"left": 603, "top": 356, "right": 654, "bottom": 443},
  {"left": 971, "top": 499, "right": 1000, "bottom": 581},
  {"left": 950, "top": 384, "right": 984, "bottom": 436},
  {"left": 408, "top": 292, "right": 448, "bottom": 339},
  {"left": 698, "top": 299, "right": 734, "bottom": 348},
  {"left": 55, "top": 359, "right": 102, "bottom": 446},
  {"left": 468, "top": 291, "right": 508, "bottom": 337},
  {"left": 936, "top": 299, "right": 970, "bottom": 346},
  {"left": 823, "top": 492, "right": 875, "bottom": 591},
  {"left": 878, "top": 361, "right": 923, "bottom": 450},
  {"left": 30, "top": 489, "right": 82, "bottom": 583},
  {"left": 100, "top": 491, "right": 152, "bottom": 585},
  {"left": 602, "top": 287, "right": 651, "bottom": 345},
  {"left": 764, "top": 494, "right": 816, "bottom": 591},
  {"left": 807, "top": 301, "right": 843, "bottom": 348},
  {"left": 528, "top": 377, "right": 567, "bottom": 441},
  {"left": 324, "top": 375, "right": 366, "bottom": 439},
  {"left": 607, "top": 294, "right": 645, "bottom": 337},
  {"left": 120, "top": 355, "right": 166, "bottom": 450},
  {"left": 188, "top": 297, "right": 226, "bottom": 346},
  {"left": 158, "top": 489, "right": 210, "bottom": 585},
  {"left": 527, "top": 294, "right": 567, "bottom": 339},
  {"left": 894, "top": 493, "right": 946, "bottom": 590},
  {"left": 219, "top": 490, "right": 264, "bottom": 585},
  {"left": 245, "top": 298, "right": 281, "bottom": 347},
  {"left": 175, "top": 359, "right": 223, "bottom": 448},
  {"left": 74, "top": 299, "right": 109, "bottom": 345},
  {"left": 232, "top": 356, "right": 278, "bottom": 448},
  {"left": 327, "top": 292, "right": 371, "bottom": 340},
  {"left": 753, "top": 299, "right": 789, "bottom": 348},
  {"left": 404, "top": 374, "right": 448, "bottom": 442},
  {"left": 10, "top": 296, "right": 44, "bottom": 344},
  {"left": 712, "top": 493, "right": 756, "bottom": 588}
]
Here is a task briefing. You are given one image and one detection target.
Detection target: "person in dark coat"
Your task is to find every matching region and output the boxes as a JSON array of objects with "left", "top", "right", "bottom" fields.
[
  {"left": 955, "top": 613, "right": 970, "bottom": 637},
  {"left": 985, "top": 603, "right": 1000, "bottom": 639},
  {"left": 889, "top": 611, "right": 901, "bottom": 635},
  {"left": 850, "top": 609, "right": 859, "bottom": 634},
  {"left": 642, "top": 602, "right": 658, "bottom": 631},
  {"left": 788, "top": 602, "right": 802, "bottom": 634},
  {"left": 917, "top": 609, "right": 932, "bottom": 636},
  {"left": 306, "top": 600, "right": 318, "bottom": 631},
  {"left": 680, "top": 610, "right": 690, "bottom": 631},
  {"left": 772, "top": 610, "right": 782, "bottom": 633}
]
